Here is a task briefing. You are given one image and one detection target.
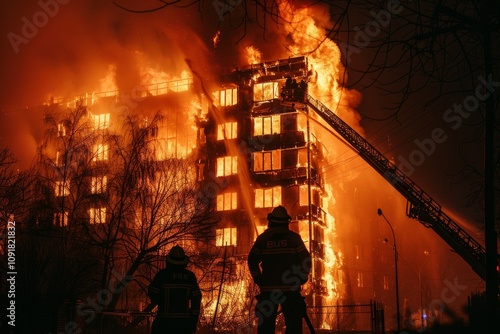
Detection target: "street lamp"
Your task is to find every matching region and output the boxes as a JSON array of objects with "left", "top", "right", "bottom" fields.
[{"left": 377, "top": 208, "right": 401, "bottom": 332}]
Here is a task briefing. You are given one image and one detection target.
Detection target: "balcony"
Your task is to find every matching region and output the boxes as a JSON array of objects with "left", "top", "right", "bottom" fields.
[{"left": 250, "top": 131, "right": 307, "bottom": 150}]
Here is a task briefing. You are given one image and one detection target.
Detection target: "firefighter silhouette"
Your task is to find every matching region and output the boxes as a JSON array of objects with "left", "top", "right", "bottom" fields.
[
  {"left": 298, "top": 80, "right": 307, "bottom": 101},
  {"left": 148, "top": 245, "right": 201, "bottom": 334},
  {"left": 248, "top": 206, "right": 312, "bottom": 334},
  {"left": 290, "top": 79, "right": 299, "bottom": 100}
]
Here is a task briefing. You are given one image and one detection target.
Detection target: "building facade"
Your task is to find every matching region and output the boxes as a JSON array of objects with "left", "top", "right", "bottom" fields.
[{"left": 20, "top": 56, "right": 410, "bottom": 332}]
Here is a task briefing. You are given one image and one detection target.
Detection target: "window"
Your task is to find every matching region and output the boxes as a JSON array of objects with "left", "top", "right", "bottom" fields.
[
  {"left": 357, "top": 272, "right": 364, "bottom": 288},
  {"left": 216, "top": 156, "right": 238, "bottom": 176},
  {"left": 89, "top": 207, "right": 106, "bottom": 224},
  {"left": 91, "top": 175, "right": 107, "bottom": 194},
  {"left": 93, "top": 144, "right": 109, "bottom": 161},
  {"left": 216, "top": 227, "right": 237, "bottom": 246},
  {"left": 383, "top": 275, "right": 389, "bottom": 290},
  {"left": 253, "top": 150, "right": 281, "bottom": 171},
  {"left": 355, "top": 244, "right": 361, "bottom": 260},
  {"left": 217, "top": 192, "right": 238, "bottom": 211},
  {"left": 299, "top": 186, "right": 320, "bottom": 208},
  {"left": 253, "top": 115, "right": 281, "bottom": 136},
  {"left": 253, "top": 82, "right": 279, "bottom": 101},
  {"left": 255, "top": 187, "right": 282, "bottom": 208},
  {"left": 141, "top": 116, "right": 158, "bottom": 137},
  {"left": 214, "top": 88, "right": 238, "bottom": 107},
  {"left": 55, "top": 150, "right": 63, "bottom": 167},
  {"left": 92, "top": 113, "right": 110, "bottom": 130},
  {"left": 217, "top": 122, "right": 238, "bottom": 140},
  {"left": 55, "top": 180, "right": 70, "bottom": 197},
  {"left": 337, "top": 269, "right": 344, "bottom": 285},
  {"left": 53, "top": 211, "right": 68, "bottom": 227},
  {"left": 256, "top": 224, "right": 266, "bottom": 235},
  {"left": 298, "top": 148, "right": 308, "bottom": 166},
  {"left": 57, "top": 122, "right": 66, "bottom": 137},
  {"left": 299, "top": 185, "right": 308, "bottom": 206}
]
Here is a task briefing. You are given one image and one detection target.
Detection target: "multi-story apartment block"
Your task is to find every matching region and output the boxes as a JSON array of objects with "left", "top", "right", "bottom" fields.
[
  {"left": 16, "top": 56, "right": 417, "bottom": 332},
  {"left": 194, "top": 56, "right": 340, "bottom": 310}
]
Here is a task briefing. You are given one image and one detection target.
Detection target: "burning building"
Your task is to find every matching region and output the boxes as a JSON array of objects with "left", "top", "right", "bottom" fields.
[
  {"left": 195, "top": 56, "right": 340, "bottom": 327},
  {"left": 19, "top": 53, "right": 403, "bottom": 333},
  {"left": 1, "top": 2, "right": 489, "bottom": 333},
  {"left": 18, "top": 51, "right": 485, "bottom": 333}
]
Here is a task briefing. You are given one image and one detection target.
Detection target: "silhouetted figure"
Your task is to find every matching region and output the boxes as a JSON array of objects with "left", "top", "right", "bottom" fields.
[
  {"left": 290, "top": 79, "right": 299, "bottom": 100},
  {"left": 282, "top": 76, "right": 293, "bottom": 100},
  {"left": 248, "top": 206, "right": 312, "bottom": 334},
  {"left": 148, "top": 245, "right": 202, "bottom": 334},
  {"left": 298, "top": 80, "right": 307, "bottom": 101}
]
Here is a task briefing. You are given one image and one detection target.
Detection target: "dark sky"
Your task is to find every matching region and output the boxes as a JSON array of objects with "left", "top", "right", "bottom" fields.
[{"left": 0, "top": 0, "right": 494, "bottom": 246}]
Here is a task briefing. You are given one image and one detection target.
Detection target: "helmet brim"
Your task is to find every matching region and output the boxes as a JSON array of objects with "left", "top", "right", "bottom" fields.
[{"left": 166, "top": 255, "right": 189, "bottom": 265}]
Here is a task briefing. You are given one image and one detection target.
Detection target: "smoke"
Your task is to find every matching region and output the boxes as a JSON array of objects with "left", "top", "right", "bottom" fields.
[
  {"left": 0, "top": 1, "right": 354, "bottom": 106},
  {"left": 0, "top": 1, "right": 219, "bottom": 109},
  {"left": 0, "top": 1, "right": 225, "bottom": 167}
]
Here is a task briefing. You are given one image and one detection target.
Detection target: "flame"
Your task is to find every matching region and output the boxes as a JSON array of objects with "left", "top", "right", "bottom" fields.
[
  {"left": 99, "top": 65, "right": 118, "bottom": 93},
  {"left": 202, "top": 261, "right": 255, "bottom": 331},
  {"left": 259, "top": 0, "right": 359, "bottom": 320},
  {"left": 132, "top": 51, "right": 192, "bottom": 94},
  {"left": 278, "top": 1, "right": 353, "bottom": 110},
  {"left": 44, "top": 0, "right": 360, "bottom": 325},
  {"left": 244, "top": 46, "right": 262, "bottom": 65},
  {"left": 213, "top": 30, "right": 221, "bottom": 47}
]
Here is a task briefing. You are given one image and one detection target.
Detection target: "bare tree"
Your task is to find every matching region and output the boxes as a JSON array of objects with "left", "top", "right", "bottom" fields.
[
  {"left": 23, "top": 102, "right": 218, "bottom": 331},
  {"left": 4, "top": 103, "right": 103, "bottom": 332},
  {"left": 76, "top": 110, "right": 217, "bottom": 311},
  {"left": 0, "top": 148, "right": 30, "bottom": 224}
]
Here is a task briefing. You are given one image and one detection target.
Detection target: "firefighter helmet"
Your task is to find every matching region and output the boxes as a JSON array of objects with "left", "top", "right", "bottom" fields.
[
  {"left": 267, "top": 205, "right": 292, "bottom": 224},
  {"left": 166, "top": 245, "right": 189, "bottom": 266}
]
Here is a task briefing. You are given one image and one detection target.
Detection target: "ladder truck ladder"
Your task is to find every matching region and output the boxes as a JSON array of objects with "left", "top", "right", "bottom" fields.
[{"left": 306, "top": 94, "right": 488, "bottom": 280}]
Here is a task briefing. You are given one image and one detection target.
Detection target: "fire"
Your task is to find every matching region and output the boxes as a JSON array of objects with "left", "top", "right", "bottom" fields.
[
  {"left": 41, "top": 0, "right": 359, "bottom": 328},
  {"left": 125, "top": 51, "right": 192, "bottom": 95},
  {"left": 278, "top": 1, "right": 347, "bottom": 108},
  {"left": 275, "top": 0, "right": 350, "bottom": 304},
  {"left": 202, "top": 261, "right": 256, "bottom": 331},
  {"left": 213, "top": 30, "right": 221, "bottom": 47},
  {"left": 244, "top": 46, "right": 262, "bottom": 65},
  {"left": 232, "top": 0, "right": 362, "bottom": 323},
  {"left": 99, "top": 64, "right": 118, "bottom": 93}
]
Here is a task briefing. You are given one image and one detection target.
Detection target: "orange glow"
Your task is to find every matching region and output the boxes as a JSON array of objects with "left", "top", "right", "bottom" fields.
[
  {"left": 213, "top": 30, "right": 221, "bottom": 47},
  {"left": 202, "top": 261, "right": 255, "bottom": 331},
  {"left": 99, "top": 65, "right": 118, "bottom": 93},
  {"left": 244, "top": 45, "right": 262, "bottom": 65},
  {"left": 278, "top": 2, "right": 345, "bottom": 107},
  {"left": 262, "top": 0, "right": 363, "bottom": 318}
]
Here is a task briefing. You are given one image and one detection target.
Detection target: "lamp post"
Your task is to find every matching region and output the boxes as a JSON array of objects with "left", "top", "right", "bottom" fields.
[{"left": 377, "top": 208, "right": 401, "bottom": 332}]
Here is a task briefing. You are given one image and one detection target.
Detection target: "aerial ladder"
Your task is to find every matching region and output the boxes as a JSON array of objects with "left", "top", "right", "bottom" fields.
[{"left": 305, "top": 94, "right": 493, "bottom": 281}]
